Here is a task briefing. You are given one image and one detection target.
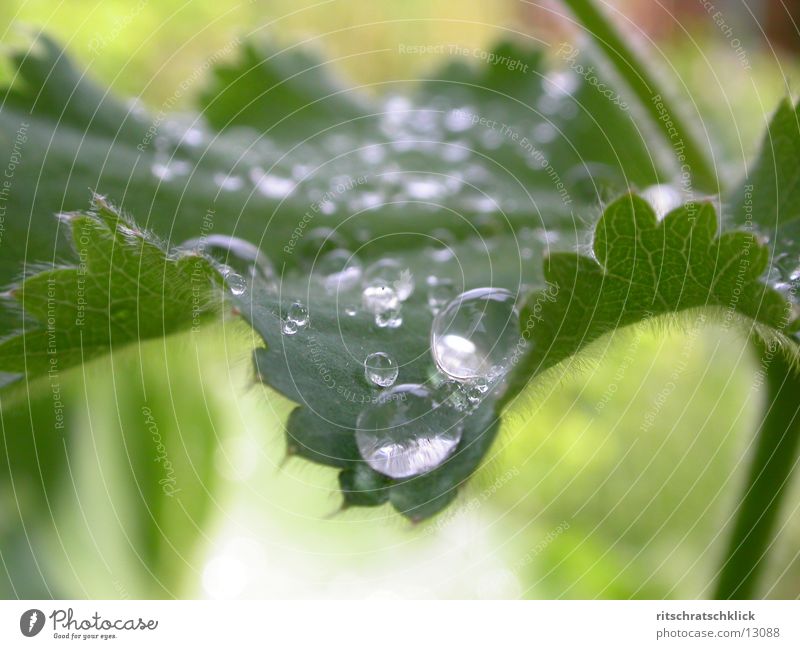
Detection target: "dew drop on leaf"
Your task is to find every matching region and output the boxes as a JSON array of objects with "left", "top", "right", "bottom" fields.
[
  {"left": 287, "top": 301, "right": 309, "bottom": 328},
  {"left": 363, "top": 352, "right": 398, "bottom": 387},
  {"left": 375, "top": 305, "right": 403, "bottom": 329},
  {"left": 179, "top": 234, "right": 276, "bottom": 288},
  {"left": 355, "top": 384, "right": 463, "bottom": 478},
  {"left": 223, "top": 270, "right": 247, "bottom": 296},
  {"left": 362, "top": 281, "right": 399, "bottom": 315},
  {"left": 431, "top": 287, "right": 520, "bottom": 382},
  {"left": 363, "top": 258, "right": 414, "bottom": 301}
]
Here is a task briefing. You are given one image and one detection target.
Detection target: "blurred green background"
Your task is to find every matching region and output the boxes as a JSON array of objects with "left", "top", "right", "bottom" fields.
[{"left": 1, "top": 0, "right": 799, "bottom": 598}]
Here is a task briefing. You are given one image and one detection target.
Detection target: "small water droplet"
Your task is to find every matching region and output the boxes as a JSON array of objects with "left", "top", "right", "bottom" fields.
[
  {"left": 431, "top": 288, "right": 520, "bottom": 382},
  {"left": 442, "top": 142, "right": 470, "bottom": 163},
  {"left": 465, "top": 378, "right": 489, "bottom": 405},
  {"left": 281, "top": 319, "right": 298, "bottom": 336},
  {"left": 363, "top": 258, "right": 414, "bottom": 301},
  {"left": 362, "top": 281, "right": 399, "bottom": 315},
  {"left": 287, "top": 301, "right": 309, "bottom": 328},
  {"left": 428, "top": 228, "right": 455, "bottom": 262},
  {"left": 151, "top": 158, "right": 190, "bottom": 181},
  {"left": 344, "top": 305, "right": 358, "bottom": 317},
  {"left": 444, "top": 107, "right": 474, "bottom": 133},
  {"left": 355, "top": 384, "right": 463, "bottom": 478},
  {"left": 213, "top": 173, "right": 245, "bottom": 192},
  {"left": 250, "top": 168, "right": 295, "bottom": 198},
  {"left": 179, "top": 234, "right": 275, "bottom": 288},
  {"left": 364, "top": 352, "right": 399, "bottom": 387},
  {"left": 375, "top": 305, "right": 403, "bottom": 329},
  {"left": 405, "top": 178, "right": 445, "bottom": 201},
  {"left": 224, "top": 271, "right": 247, "bottom": 296}
]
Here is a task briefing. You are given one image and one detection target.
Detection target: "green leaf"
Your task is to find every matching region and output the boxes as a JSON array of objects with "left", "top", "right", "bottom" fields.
[
  {"left": 2, "top": 34, "right": 798, "bottom": 526},
  {"left": 0, "top": 196, "right": 221, "bottom": 378},
  {"left": 506, "top": 194, "right": 792, "bottom": 400},
  {"left": 730, "top": 98, "right": 800, "bottom": 228},
  {"left": 242, "top": 284, "right": 504, "bottom": 521}
]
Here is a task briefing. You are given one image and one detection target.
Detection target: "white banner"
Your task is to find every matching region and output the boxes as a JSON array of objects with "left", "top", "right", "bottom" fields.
[{"left": 0, "top": 600, "right": 798, "bottom": 648}]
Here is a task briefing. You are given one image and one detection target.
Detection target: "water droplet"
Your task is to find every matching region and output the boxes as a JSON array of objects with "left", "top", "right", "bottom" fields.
[
  {"left": 151, "top": 158, "right": 190, "bottom": 181},
  {"left": 213, "top": 173, "right": 245, "bottom": 192},
  {"left": 465, "top": 379, "right": 489, "bottom": 405},
  {"left": 405, "top": 178, "right": 445, "bottom": 201},
  {"left": 444, "top": 107, "right": 474, "bottom": 133},
  {"left": 287, "top": 301, "right": 309, "bottom": 328},
  {"left": 432, "top": 379, "right": 470, "bottom": 412},
  {"left": 250, "top": 168, "right": 295, "bottom": 198},
  {"left": 344, "top": 305, "right": 358, "bottom": 317},
  {"left": 360, "top": 145, "right": 385, "bottom": 165},
  {"left": 426, "top": 276, "right": 457, "bottom": 314},
  {"left": 428, "top": 229, "right": 455, "bottom": 262},
  {"left": 442, "top": 142, "right": 470, "bottom": 163},
  {"left": 316, "top": 249, "right": 362, "bottom": 294},
  {"left": 375, "top": 305, "right": 403, "bottom": 329},
  {"left": 774, "top": 252, "right": 797, "bottom": 280},
  {"left": 224, "top": 270, "right": 247, "bottom": 296},
  {"left": 479, "top": 127, "right": 504, "bottom": 150},
  {"left": 362, "top": 281, "right": 399, "bottom": 315},
  {"left": 640, "top": 184, "right": 683, "bottom": 219},
  {"left": 319, "top": 200, "right": 337, "bottom": 215},
  {"left": 179, "top": 234, "right": 275, "bottom": 288},
  {"left": 355, "top": 384, "right": 463, "bottom": 478},
  {"left": 363, "top": 258, "right": 414, "bottom": 301},
  {"left": 281, "top": 319, "right": 298, "bottom": 336},
  {"left": 364, "top": 352, "right": 399, "bottom": 387},
  {"left": 533, "top": 123, "right": 557, "bottom": 144},
  {"left": 431, "top": 288, "right": 520, "bottom": 382}
]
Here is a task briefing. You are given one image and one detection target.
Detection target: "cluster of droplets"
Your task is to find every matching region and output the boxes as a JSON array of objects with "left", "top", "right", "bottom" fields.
[
  {"left": 360, "top": 258, "right": 413, "bottom": 329},
  {"left": 354, "top": 285, "right": 523, "bottom": 480},
  {"left": 281, "top": 301, "right": 310, "bottom": 336}
]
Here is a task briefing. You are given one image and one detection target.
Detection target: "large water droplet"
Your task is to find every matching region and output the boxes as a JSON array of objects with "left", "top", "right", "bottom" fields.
[
  {"left": 363, "top": 258, "right": 414, "bottom": 301},
  {"left": 355, "top": 384, "right": 463, "bottom": 478},
  {"left": 431, "top": 288, "right": 520, "bottom": 381},
  {"left": 364, "top": 352, "right": 399, "bottom": 387}
]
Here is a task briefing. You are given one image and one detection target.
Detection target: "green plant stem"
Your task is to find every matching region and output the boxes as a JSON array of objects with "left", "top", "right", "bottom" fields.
[
  {"left": 559, "top": 0, "right": 718, "bottom": 192},
  {"left": 715, "top": 338, "right": 800, "bottom": 599}
]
